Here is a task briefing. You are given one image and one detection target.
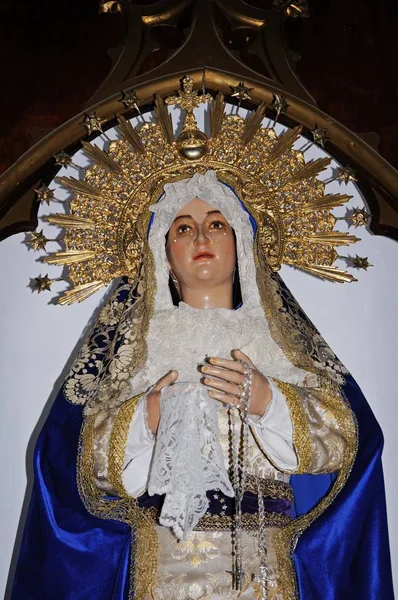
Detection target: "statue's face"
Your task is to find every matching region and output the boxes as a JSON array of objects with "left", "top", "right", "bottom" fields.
[{"left": 166, "top": 197, "right": 236, "bottom": 289}]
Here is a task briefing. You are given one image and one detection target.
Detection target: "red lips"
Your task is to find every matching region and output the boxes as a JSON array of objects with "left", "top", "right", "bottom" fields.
[{"left": 193, "top": 250, "right": 215, "bottom": 260}]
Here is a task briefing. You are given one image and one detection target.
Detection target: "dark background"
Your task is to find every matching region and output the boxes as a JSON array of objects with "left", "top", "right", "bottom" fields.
[{"left": 0, "top": 0, "right": 397, "bottom": 175}]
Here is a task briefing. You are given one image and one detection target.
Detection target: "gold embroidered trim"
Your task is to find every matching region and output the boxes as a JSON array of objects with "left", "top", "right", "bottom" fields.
[
  {"left": 108, "top": 395, "right": 142, "bottom": 497},
  {"left": 140, "top": 507, "right": 291, "bottom": 531},
  {"left": 245, "top": 474, "right": 294, "bottom": 502},
  {"left": 77, "top": 415, "right": 158, "bottom": 600},
  {"left": 194, "top": 512, "right": 291, "bottom": 531},
  {"left": 275, "top": 381, "right": 313, "bottom": 474}
]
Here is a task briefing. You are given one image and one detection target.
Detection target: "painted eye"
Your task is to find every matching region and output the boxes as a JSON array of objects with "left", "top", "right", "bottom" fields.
[
  {"left": 176, "top": 224, "right": 192, "bottom": 234},
  {"left": 209, "top": 220, "right": 225, "bottom": 230}
]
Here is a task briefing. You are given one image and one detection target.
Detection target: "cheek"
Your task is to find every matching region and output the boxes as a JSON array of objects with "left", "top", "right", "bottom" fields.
[
  {"left": 167, "top": 239, "right": 190, "bottom": 269},
  {"left": 216, "top": 235, "right": 236, "bottom": 268}
]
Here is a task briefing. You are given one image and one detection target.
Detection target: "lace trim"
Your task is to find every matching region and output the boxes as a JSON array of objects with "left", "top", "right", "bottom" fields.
[
  {"left": 143, "top": 393, "right": 156, "bottom": 442},
  {"left": 147, "top": 383, "right": 234, "bottom": 539}
]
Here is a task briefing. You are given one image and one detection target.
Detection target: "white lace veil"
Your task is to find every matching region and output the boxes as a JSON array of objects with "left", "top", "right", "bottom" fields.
[{"left": 148, "top": 170, "right": 261, "bottom": 311}]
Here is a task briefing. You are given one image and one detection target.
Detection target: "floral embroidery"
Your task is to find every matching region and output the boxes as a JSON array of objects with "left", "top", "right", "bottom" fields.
[{"left": 171, "top": 532, "right": 222, "bottom": 567}]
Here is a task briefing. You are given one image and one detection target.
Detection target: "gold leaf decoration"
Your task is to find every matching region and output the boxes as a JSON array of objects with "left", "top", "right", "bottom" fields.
[
  {"left": 210, "top": 93, "right": 225, "bottom": 138},
  {"left": 155, "top": 95, "right": 174, "bottom": 144},
  {"left": 43, "top": 250, "right": 95, "bottom": 265},
  {"left": 267, "top": 125, "right": 303, "bottom": 162},
  {"left": 117, "top": 115, "right": 145, "bottom": 154},
  {"left": 33, "top": 274, "right": 53, "bottom": 292},
  {"left": 308, "top": 232, "right": 360, "bottom": 246},
  {"left": 301, "top": 265, "right": 357, "bottom": 283},
  {"left": 37, "top": 80, "right": 368, "bottom": 304},
  {"left": 289, "top": 157, "right": 331, "bottom": 183},
  {"left": 44, "top": 214, "right": 96, "bottom": 230},
  {"left": 82, "top": 141, "right": 122, "bottom": 174},
  {"left": 57, "top": 281, "right": 104, "bottom": 305},
  {"left": 57, "top": 176, "right": 104, "bottom": 200},
  {"left": 302, "top": 194, "right": 352, "bottom": 213},
  {"left": 242, "top": 102, "right": 266, "bottom": 146}
]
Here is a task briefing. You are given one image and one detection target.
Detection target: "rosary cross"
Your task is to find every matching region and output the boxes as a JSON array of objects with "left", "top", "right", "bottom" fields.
[{"left": 254, "top": 564, "right": 269, "bottom": 600}]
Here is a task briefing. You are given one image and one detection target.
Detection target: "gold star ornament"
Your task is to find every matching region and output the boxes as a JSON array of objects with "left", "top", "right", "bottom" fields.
[
  {"left": 349, "top": 207, "right": 371, "bottom": 228},
  {"left": 312, "top": 126, "right": 328, "bottom": 148},
  {"left": 230, "top": 82, "right": 253, "bottom": 103},
  {"left": 33, "top": 274, "right": 53, "bottom": 293},
  {"left": 351, "top": 255, "right": 373, "bottom": 270},
  {"left": 336, "top": 165, "right": 357, "bottom": 185},
  {"left": 121, "top": 89, "right": 141, "bottom": 111},
  {"left": 54, "top": 151, "right": 72, "bottom": 168},
  {"left": 26, "top": 230, "right": 48, "bottom": 251},
  {"left": 269, "top": 94, "right": 289, "bottom": 120},
  {"left": 35, "top": 185, "right": 55, "bottom": 205},
  {"left": 83, "top": 112, "right": 104, "bottom": 135}
]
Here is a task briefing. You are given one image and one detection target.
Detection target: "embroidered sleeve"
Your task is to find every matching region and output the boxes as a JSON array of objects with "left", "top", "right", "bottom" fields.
[{"left": 251, "top": 379, "right": 353, "bottom": 475}]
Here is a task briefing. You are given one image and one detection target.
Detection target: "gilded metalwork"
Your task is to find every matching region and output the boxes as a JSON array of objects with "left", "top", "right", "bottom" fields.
[
  {"left": 121, "top": 89, "right": 141, "bottom": 111},
  {"left": 30, "top": 80, "right": 366, "bottom": 303},
  {"left": 165, "top": 75, "right": 212, "bottom": 160},
  {"left": 230, "top": 81, "right": 254, "bottom": 103},
  {"left": 349, "top": 207, "right": 371, "bottom": 228},
  {"left": 26, "top": 230, "right": 48, "bottom": 251},
  {"left": 33, "top": 274, "right": 53, "bottom": 293},
  {"left": 312, "top": 125, "right": 328, "bottom": 148},
  {"left": 336, "top": 165, "right": 357, "bottom": 184},
  {"left": 54, "top": 151, "right": 73, "bottom": 168},
  {"left": 35, "top": 185, "right": 55, "bottom": 205},
  {"left": 83, "top": 112, "right": 104, "bottom": 135},
  {"left": 351, "top": 255, "right": 373, "bottom": 270},
  {"left": 269, "top": 94, "right": 289, "bottom": 120}
]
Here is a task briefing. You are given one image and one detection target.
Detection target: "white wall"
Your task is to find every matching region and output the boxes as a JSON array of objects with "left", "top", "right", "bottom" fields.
[{"left": 1, "top": 107, "right": 397, "bottom": 597}]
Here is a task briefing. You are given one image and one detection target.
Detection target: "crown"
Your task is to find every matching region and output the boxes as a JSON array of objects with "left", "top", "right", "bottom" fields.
[{"left": 29, "top": 76, "right": 370, "bottom": 304}]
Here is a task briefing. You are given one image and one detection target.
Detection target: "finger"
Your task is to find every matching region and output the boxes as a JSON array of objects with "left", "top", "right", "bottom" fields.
[
  {"left": 154, "top": 370, "right": 178, "bottom": 391},
  {"left": 203, "top": 376, "right": 242, "bottom": 398},
  {"left": 200, "top": 364, "right": 244, "bottom": 385},
  {"left": 208, "top": 357, "right": 246, "bottom": 374},
  {"left": 231, "top": 349, "right": 256, "bottom": 370},
  {"left": 207, "top": 389, "right": 237, "bottom": 406}
]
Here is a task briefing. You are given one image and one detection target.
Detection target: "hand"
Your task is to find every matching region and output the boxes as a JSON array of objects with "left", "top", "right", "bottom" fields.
[
  {"left": 201, "top": 349, "right": 272, "bottom": 417},
  {"left": 146, "top": 370, "right": 178, "bottom": 434}
]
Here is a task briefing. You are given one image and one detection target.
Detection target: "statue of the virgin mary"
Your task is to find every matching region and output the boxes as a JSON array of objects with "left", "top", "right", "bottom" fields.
[{"left": 11, "top": 81, "right": 394, "bottom": 599}]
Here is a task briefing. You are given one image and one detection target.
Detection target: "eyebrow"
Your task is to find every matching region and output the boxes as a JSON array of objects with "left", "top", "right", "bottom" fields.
[{"left": 172, "top": 210, "right": 222, "bottom": 222}]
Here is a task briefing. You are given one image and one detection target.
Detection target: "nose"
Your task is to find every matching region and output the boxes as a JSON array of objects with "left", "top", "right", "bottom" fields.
[{"left": 193, "top": 224, "right": 210, "bottom": 246}]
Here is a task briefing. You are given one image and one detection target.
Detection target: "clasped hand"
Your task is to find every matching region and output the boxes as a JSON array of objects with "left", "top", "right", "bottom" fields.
[{"left": 146, "top": 349, "right": 272, "bottom": 434}]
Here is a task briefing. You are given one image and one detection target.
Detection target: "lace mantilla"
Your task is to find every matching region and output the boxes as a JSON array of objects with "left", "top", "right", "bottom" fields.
[
  {"left": 148, "top": 382, "right": 234, "bottom": 539},
  {"left": 129, "top": 302, "right": 309, "bottom": 397}
]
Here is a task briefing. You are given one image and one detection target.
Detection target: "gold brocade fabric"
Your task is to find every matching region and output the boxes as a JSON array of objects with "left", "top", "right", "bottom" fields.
[{"left": 146, "top": 526, "right": 284, "bottom": 600}]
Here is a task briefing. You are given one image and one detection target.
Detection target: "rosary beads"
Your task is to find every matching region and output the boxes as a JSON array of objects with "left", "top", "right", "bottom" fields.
[{"left": 229, "top": 360, "right": 252, "bottom": 591}]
